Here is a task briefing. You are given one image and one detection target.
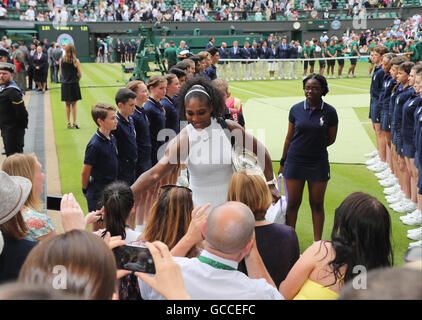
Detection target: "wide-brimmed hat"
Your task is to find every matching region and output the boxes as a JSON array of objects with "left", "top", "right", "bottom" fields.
[{"left": 0, "top": 171, "right": 32, "bottom": 225}]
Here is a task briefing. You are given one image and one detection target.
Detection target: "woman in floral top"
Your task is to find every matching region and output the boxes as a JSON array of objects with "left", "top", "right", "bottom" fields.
[{"left": 2, "top": 153, "right": 56, "bottom": 241}]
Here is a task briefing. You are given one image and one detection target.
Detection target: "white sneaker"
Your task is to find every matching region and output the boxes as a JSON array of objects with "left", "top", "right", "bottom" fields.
[
  {"left": 408, "top": 230, "right": 422, "bottom": 241},
  {"left": 230, "top": 78, "right": 234, "bottom": 81},
  {"left": 294, "top": 77, "right": 298, "bottom": 80},
  {"left": 375, "top": 169, "right": 392, "bottom": 179},
  {"left": 278, "top": 76, "right": 281, "bottom": 80},
  {"left": 332, "top": 75, "right": 336, "bottom": 79},
  {"left": 408, "top": 240, "right": 422, "bottom": 248},
  {"left": 408, "top": 226, "right": 422, "bottom": 234},
  {"left": 347, "top": 75, "right": 352, "bottom": 78},
  {"left": 270, "top": 77, "right": 274, "bottom": 80},
  {"left": 386, "top": 192, "right": 404, "bottom": 204},
  {"left": 391, "top": 201, "right": 417, "bottom": 213},
  {"left": 402, "top": 214, "right": 422, "bottom": 225},
  {"left": 338, "top": 75, "right": 343, "bottom": 79},
  {"left": 367, "top": 162, "right": 388, "bottom": 172},
  {"left": 401, "top": 209, "right": 421, "bottom": 221},
  {"left": 379, "top": 177, "right": 398, "bottom": 187},
  {"left": 384, "top": 184, "right": 401, "bottom": 195},
  {"left": 258, "top": 77, "right": 262, "bottom": 80},
  {"left": 365, "top": 156, "right": 380, "bottom": 166},
  {"left": 364, "top": 150, "right": 378, "bottom": 158},
  {"left": 288, "top": 77, "right": 292, "bottom": 80}
]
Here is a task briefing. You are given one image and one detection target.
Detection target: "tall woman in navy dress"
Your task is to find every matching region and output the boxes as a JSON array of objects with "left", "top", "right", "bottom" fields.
[
  {"left": 143, "top": 75, "right": 167, "bottom": 166},
  {"left": 278, "top": 74, "right": 338, "bottom": 241},
  {"left": 126, "top": 80, "right": 152, "bottom": 231},
  {"left": 162, "top": 73, "right": 181, "bottom": 135}
]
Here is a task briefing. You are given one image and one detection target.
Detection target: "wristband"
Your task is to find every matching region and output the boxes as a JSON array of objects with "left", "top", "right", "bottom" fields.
[
  {"left": 82, "top": 188, "right": 87, "bottom": 195},
  {"left": 280, "top": 158, "right": 285, "bottom": 166}
]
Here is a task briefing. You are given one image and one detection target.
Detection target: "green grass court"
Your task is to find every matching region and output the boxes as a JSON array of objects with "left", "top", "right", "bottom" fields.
[{"left": 49, "top": 61, "right": 413, "bottom": 266}]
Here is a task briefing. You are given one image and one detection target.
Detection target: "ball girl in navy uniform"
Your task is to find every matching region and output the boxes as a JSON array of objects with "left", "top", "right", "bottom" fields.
[
  {"left": 368, "top": 46, "right": 389, "bottom": 167},
  {"left": 387, "top": 57, "right": 406, "bottom": 191},
  {"left": 379, "top": 53, "right": 396, "bottom": 171},
  {"left": 400, "top": 65, "right": 422, "bottom": 214},
  {"left": 390, "top": 61, "right": 416, "bottom": 214},
  {"left": 143, "top": 75, "right": 167, "bottom": 166},
  {"left": 279, "top": 74, "right": 338, "bottom": 241},
  {"left": 125, "top": 80, "right": 152, "bottom": 231},
  {"left": 162, "top": 73, "right": 181, "bottom": 135}
]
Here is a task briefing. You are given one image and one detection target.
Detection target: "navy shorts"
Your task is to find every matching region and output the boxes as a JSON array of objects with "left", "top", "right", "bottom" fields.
[
  {"left": 370, "top": 102, "right": 381, "bottom": 123},
  {"left": 350, "top": 58, "right": 357, "bottom": 65},
  {"left": 327, "top": 60, "right": 335, "bottom": 67},
  {"left": 402, "top": 142, "right": 416, "bottom": 158},
  {"left": 319, "top": 61, "right": 326, "bottom": 68},
  {"left": 418, "top": 167, "right": 422, "bottom": 194},
  {"left": 380, "top": 112, "right": 390, "bottom": 131},
  {"left": 415, "top": 152, "right": 419, "bottom": 169},
  {"left": 337, "top": 58, "right": 344, "bottom": 66},
  {"left": 86, "top": 182, "right": 108, "bottom": 212}
]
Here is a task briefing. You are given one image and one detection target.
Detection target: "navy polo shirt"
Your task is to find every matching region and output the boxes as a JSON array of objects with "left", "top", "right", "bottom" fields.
[
  {"left": 380, "top": 74, "right": 395, "bottom": 113},
  {"left": 393, "top": 86, "right": 415, "bottom": 134},
  {"left": 112, "top": 112, "right": 138, "bottom": 163},
  {"left": 143, "top": 97, "right": 166, "bottom": 165},
  {"left": 132, "top": 105, "right": 152, "bottom": 157},
  {"left": 204, "top": 64, "right": 217, "bottom": 80},
  {"left": 84, "top": 129, "right": 118, "bottom": 185},
  {"left": 389, "top": 84, "right": 402, "bottom": 127},
  {"left": 414, "top": 103, "right": 422, "bottom": 154},
  {"left": 402, "top": 93, "right": 421, "bottom": 145},
  {"left": 161, "top": 95, "right": 180, "bottom": 135},
  {"left": 370, "top": 65, "right": 385, "bottom": 101},
  {"left": 287, "top": 100, "right": 338, "bottom": 161}
]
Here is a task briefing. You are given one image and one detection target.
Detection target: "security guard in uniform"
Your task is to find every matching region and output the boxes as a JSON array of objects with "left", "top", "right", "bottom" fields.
[{"left": 0, "top": 62, "right": 28, "bottom": 156}]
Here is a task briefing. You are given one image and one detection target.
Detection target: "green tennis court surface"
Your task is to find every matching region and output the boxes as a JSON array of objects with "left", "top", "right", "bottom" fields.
[{"left": 243, "top": 93, "right": 375, "bottom": 164}]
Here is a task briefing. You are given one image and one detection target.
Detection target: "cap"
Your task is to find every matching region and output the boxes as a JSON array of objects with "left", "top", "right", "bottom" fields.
[{"left": 0, "top": 62, "right": 15, "bottom": 73}]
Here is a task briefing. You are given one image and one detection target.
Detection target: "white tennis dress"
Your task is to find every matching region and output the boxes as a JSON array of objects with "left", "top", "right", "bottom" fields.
[{"left": 185, "top": 117, "right": 234, "bottom": 210}]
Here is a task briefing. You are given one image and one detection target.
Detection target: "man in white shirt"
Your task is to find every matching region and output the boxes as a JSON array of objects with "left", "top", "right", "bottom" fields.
[
  {"left": 139, "top": 202, "right": 284, "bottom": 300},
  {"left": 25, "top": 6, "right": 35, "bottom": 21}
]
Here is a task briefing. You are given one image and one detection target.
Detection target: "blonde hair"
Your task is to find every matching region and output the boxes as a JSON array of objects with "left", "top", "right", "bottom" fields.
[
  {"left": 63, "top": 44, "right": 78, "bottom": 67},
  {"left": 126, "top": 80, "right": 145, "bottom": 93},
  {"left": 2, "top": 153, "right": 43, "bottom": 212},
  {"left": 227, "top": 170, "right": 272, "bottom": 220}
]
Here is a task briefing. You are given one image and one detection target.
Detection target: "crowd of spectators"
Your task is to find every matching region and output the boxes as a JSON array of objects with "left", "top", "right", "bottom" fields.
[{"left": 0, "top": 0, "right": 416, "bottom": 23}]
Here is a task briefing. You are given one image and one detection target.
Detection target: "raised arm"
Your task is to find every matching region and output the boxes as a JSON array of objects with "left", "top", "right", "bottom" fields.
[{"left": 130, "top": 128, "right": 188, "bottom": 200}]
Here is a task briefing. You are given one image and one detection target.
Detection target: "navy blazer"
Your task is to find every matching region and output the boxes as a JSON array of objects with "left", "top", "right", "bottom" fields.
[
  {"left": 229, "top": 47, "right": 242, "bottom": 59},
  {"left": 218, "top": 47, "right": 228, "bottom": 64},
  {"left": 276, "top": 44, "right": 291, "bottom": 59},
  {"left": 258, "top": 46, "right": 268, "bottom": 59}
]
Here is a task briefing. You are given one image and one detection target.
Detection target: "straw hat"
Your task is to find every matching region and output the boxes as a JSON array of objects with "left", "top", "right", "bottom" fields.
[{"left": 0, "top": 171, "right": 32, "bottom": 225}]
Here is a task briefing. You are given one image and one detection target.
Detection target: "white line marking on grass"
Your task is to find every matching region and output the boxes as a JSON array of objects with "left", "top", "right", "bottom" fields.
[{"left": 229, "top": 85, "right": 271, "bottom": 98}]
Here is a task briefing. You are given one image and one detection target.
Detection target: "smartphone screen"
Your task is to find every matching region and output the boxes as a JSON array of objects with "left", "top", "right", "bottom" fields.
[
  {"left": 113, "top": 244, "right": 156, "bottom": 274},
  {"left": 46, "top": 195, "right": 63, "bottom": 211}
]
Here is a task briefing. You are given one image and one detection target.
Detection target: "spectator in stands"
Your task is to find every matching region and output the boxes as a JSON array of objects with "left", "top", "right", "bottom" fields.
[
  {"left": 139, "top": 201, "right": 283, "bottom": 300},
  {"left": 0, "top": 171, "right": 37, "bottom": 284},
  {"left": 227, "top": 170, "right": 300, "bottom": 287},
  {"left": 2, "top": 153, "right": 56, "bottom": 242},
  {"left": 280, "top": 192, "right": 393, "bottom": 300}
]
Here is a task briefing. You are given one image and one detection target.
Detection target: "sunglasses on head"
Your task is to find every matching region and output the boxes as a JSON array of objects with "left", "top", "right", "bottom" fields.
[{"left": 159, "top": 184, "right": 192, "bottom": 193}]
